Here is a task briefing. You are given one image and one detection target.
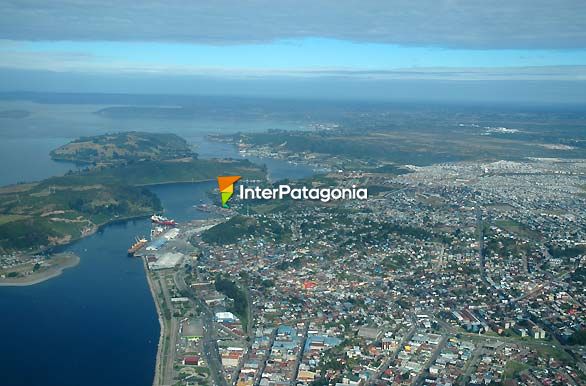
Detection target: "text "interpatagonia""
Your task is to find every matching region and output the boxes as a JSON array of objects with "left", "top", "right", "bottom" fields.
[{"left": 239, "top": 184, "right": 368, "bottom": 203}]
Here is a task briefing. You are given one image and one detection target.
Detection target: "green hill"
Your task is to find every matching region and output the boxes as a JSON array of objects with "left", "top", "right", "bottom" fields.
[
  {"left": 0, "top": 134, "right": 265, "bottom": 253},
  {"left": 50, "top": 131, "right": 193, "bottom": 164}
]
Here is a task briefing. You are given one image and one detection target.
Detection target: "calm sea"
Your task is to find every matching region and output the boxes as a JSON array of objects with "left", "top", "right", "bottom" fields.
[{"left": 0, "top": 101, "right": 313, "bottom": 386}]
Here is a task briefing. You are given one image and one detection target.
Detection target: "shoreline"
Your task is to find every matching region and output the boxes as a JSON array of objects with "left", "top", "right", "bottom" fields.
[
  {"left": 142, "top": 257, "right": 165, "bottom": 386},
  {"left": 0, "top": 252, "right": 80, "bottom": 287},
  {"left": 0, "top": 179, "right": 219, "bottom": 289},
  {"left": 39, "top": 179, "right": 220, "bottom": 256},
  {"left": 137, "top": 178, "right": 215, "bottom": 187},
  {"left": 0, "top": 213, "right": 150, "bottom": 287}
]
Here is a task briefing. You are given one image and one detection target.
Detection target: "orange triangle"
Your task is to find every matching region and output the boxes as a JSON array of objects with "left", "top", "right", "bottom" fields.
[{"left": 217, "top": 175, "right": 241, "bottom": 192}]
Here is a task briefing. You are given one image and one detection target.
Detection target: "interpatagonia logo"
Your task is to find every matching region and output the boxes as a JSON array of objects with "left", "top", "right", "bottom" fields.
[
  {"left": 217, "top": 176, "right": 241, "bottom": 208},
  {"left": 217, "top": 175, "right": 368, "bottom": 207},
  {"left": 239, "top": 184, "right": 368, "bottom": 202}
]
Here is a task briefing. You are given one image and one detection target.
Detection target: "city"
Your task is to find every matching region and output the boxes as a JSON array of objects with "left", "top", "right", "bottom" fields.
[
  {"left": 0, "top": 2, "right": 585, "bottom": 386},
  {"left": 131, "top": 145, "right": 586, "bottom": 386}
]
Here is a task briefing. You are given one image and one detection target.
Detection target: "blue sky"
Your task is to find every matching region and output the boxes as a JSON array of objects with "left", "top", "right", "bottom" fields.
[{"left": 4, "top": 38, "right": 586, "bottom": 74}]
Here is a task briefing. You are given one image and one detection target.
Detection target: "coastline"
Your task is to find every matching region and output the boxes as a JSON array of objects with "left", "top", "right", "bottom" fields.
[
  {"left": 42, "top": 178, "right": 218, "bottom": 254},
  {"left": 0, "top": 252, "right": 80, "bottom": 286},
  {"left": 143, "top": 257, "right": 165, "bottom": 386},
  {"left": 0, "top": 179, "right": 217, "bottom": 288},
  {"left": 137, "top": 178, "right": 214, "bottom": 187},
  {"left": 0, "top": 215, "right": 149, "bottom": 289}
]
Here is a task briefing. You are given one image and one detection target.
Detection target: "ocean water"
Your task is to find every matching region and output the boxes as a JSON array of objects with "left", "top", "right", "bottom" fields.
[
  {"left": 0, "top": 138, "right": 79, "bottom": 186},
  {"left": 0, "top": 218, "right": 159, "bottom": 386},
  {"left": 0, "top": 179, "right": 224, "bottom": 386},
  {"left": 0, "top": 100, "right": 314, "bottom": 386},
  {"left": 0, "top": 100, "right": 312, "bottom": 185}
]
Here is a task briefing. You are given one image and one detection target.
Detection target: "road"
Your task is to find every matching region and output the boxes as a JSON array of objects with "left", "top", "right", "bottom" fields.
[
  {"left": 233, "top": 288, "right": 255, "bottom": 385},
  {"left": 174, "top": 270, "right": 228, "bottom": 386},
  {"left": 148, "top": 271, "right": 178, "bottom": 386},
  {"left": 461, "top": 346, "right": 485, "bottom": 384},
  {"left": 292, "top": 322, "right": 310, "bottom": 383},
  {"left": 414, "top": 335, "right": 447, "bottom": 386},
  {"left": 254, "top": 328, "right": 277, "bottom": 386},
  {"left": 159, "top": 274, "right": 179, "bottom": 386},
  {"left": 370, "top": 317, "right": 417, "bottom": 384}
]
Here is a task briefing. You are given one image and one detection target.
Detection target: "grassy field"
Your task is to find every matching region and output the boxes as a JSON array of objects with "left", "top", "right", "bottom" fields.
[
  {"left": 50, "top": 131, "right": 193, "bottom": 164},
  {"left": 495, "top": 219, "right": 541, "bottom": 240},
  {"left": 0, "top": 154, "right": 265, "bottom": 252},
  {"left": 503, "top": 360, "right": 530, "bottom": 380},
  {"left": 234, "top": 120, "right": 586, "bottom": 165},
  {"left": 47, "top": 158, "right": 264, "bottom": 186},
  {"left": 0, "top": 214, "right": 28, "bottom": 226},
  {"left": 0, "top": 182, "right": 160, "bottom": 252}
]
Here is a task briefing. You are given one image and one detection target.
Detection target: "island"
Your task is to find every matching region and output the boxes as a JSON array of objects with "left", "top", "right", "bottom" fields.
[
  {"left": 50, "top": 131, "right": 194, "bottom": 164},
  {"left": 0, "top": 131, "right": 265, "bottom": 284}
]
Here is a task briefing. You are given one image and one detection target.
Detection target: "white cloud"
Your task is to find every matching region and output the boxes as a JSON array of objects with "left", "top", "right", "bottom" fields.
[{"left": 0, "top": 0, "right": 585, "bottom": 49}]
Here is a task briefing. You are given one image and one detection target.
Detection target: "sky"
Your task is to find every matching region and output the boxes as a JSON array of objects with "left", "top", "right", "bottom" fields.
[{"left": 0, "top": 0, "right": 585, "bottom": 103}]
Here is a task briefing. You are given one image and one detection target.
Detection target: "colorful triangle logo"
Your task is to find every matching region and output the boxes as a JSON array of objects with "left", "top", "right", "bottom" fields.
[{"left": 217, "top": 176, "right": 241, "bottom": 208}]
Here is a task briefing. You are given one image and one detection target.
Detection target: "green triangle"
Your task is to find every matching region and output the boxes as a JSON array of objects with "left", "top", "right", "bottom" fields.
[{"left": 221, "top": 191, "right": 233, "bottom": 207}]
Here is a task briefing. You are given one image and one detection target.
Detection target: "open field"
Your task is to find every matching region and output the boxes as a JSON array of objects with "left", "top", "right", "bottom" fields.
[
  {"left": 228, "top": 109, "right": 586, "bottom": 165},
  {"left": 50, "top": 131, "right": 193, "bottom": 164},
  {"left": 0, "top": 134, "right": 266, "bottom": 253}
]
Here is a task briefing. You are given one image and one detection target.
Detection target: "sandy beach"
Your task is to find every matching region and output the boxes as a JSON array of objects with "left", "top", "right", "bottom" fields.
[{"left": 0, "top": 252, "right": 80, "bottom": 286}]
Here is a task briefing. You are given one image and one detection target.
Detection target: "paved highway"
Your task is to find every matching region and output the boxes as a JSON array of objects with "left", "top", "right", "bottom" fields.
[
  {"left": 174, "top": 270, "right": 228, "bottom": 386},
  {"left": 370, "top": 314, "right": 417, "bottom": 384}
]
